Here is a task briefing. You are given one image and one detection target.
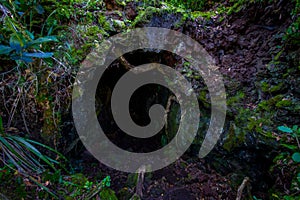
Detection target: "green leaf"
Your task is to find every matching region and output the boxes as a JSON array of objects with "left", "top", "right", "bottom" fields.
[
  {"left": 11, "top": 136, "right": 57, "bottom": 171},
  {"left": 0, "top": 136, "right": 38, "bottom": 172},
  {"left": 0, "top": 45, "right": 14, "bottom": 55},
  {"left": 9, "top": 33, "right": 25, "bottom": 52},
  {"left": 292, "top": 125, "right": 298, "bottom": 132},
  {"left": 253, "top": 196, "right": 262, "bottom": 200},
  {"left": 34, "top": 4, "right": 45, "bottom": 14},
  {"left": 27, "top": 139, "right": 67, "bottom": 161},
  {"left": 23, "top": 52, "right": 53, "bottom": 58},
  {"left": 25, "top": 30, "right": 34, "bottom": 40},
  {"left": 278, "top": 126, "right": 293, "bottom": 133},
  {"left": 292, "top": 152, "right": 300, "bottom": 163},
  {"left": 281, "top": 143, "right": 298, "bottom": 150},
  {"left": 283, "top": 196, "right": 294, "bottom": 200},
  {"left": 26, "top": 36, "right": 58, "bottom": 47},
  {"left": 20, "top": 56, "right": 33, "bottom": 63},
  {"left": 102, "top": 176, "right": 111, "bottom": 187}
]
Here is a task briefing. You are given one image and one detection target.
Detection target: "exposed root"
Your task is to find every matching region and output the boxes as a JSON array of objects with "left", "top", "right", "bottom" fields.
[
  {"left": 236, "top": 177, "right": 251, "bottom": 200},
  {"left": 136, "top": 165, "right": 146, "bottom": 198}
]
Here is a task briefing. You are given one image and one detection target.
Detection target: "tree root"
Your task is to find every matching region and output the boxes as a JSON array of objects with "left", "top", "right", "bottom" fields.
[{"left": 236, "top": 177, "right": 251, "bottom": 200}]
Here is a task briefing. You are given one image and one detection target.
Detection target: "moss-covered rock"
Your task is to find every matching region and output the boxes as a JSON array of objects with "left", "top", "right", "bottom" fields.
[{"left": 131, "top": 7, "right": 161, "bottom": 27}]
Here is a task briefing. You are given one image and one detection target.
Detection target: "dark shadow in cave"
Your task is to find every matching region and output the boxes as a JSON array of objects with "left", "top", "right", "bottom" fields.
[{"left": 95, "top": 49, "right": 181, "bottom": 153}]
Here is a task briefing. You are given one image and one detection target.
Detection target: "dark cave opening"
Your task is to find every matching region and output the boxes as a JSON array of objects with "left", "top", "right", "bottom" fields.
[{"left": 95, "top": 49, "right": 181, "bottom": 153}]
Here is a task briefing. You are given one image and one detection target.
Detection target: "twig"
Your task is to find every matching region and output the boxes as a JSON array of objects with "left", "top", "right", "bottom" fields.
[
  {"left": 293, "top": 134, "right": 300, "bottom": 150},
  {"left": 7, "top": 87, "right": 21, "bottom": 127},
  {"left": 236, "top": 177, "right": 250, "bottom": 200}
]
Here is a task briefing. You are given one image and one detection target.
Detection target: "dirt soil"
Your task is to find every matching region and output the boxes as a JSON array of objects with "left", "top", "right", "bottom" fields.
[{"left": 78, "top": 154, "right": 237, "bottom": 200}]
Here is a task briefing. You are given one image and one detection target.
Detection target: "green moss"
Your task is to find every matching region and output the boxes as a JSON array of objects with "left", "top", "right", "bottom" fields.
[
  {"left": 223, "top": 122, "right": 245, "bottom": 152},
  {"left": 116, "top": 0, "right": 126, "bottom": 6},
  {"left": 198, "top": 90, "right": 210, "bottom": 108},
  {"left": 98, "top": 14, "right": 113, "bottom": 31},
  {"left": 246, "top": 114, "right": 272, "bottom": 135},
  {"left": 164, "top": 0, "right": 206, "bottom": 11},
  {"left": 227, "top": 91, "right": 245, "bottom": 106},
  {"left": 274, "top": 49, "right": 284, "bottom": 61},
  {"left": 258, "top": 95, "right": 284, "bottom": 111},
  {"left": 84, "top": 12, "right": 94, "bottom": 24},
  {"left": 126, "top": 173, "right": 138, "bottom": 188},
  {"left": 223, "top": 123, "right": 236, "bottom": 152},
  {"left": 224, "top": 98, "right": 277, "bottom": 152},
  {"left": 70, "top": 173, "right": 88, "bottom": 185},
  {"left": 276, "top": 99, "right": 292, "bottom": 108},
  {"left": 38, "top": 96, "right": 61, "bottom": 144},
  {"left": 224, "top": 0, "right": 269, "bottom": 16},
  {"left": 115, "top": 10, "right": 123, "bottom": 17},
  {"left": 131, "top": 7, "right": 160, "bottom": 27},
  {"left": 227, "top": 1, "right": 244, "bottom": 15},
  {"left": 284, "top": 16, "right": 300, "bottom": 46},
  {"left": 118, "top": 187, "right": 133, "bottom": 200},
  {"left": 113, "top": 19, "right": 126, "bottom": 30},
  {"left": 100, "top": 188, "right": 118, "bottom": 200},
  {"left": 261, "top": 81, "right": 270, "bottom": 92},
  {"left": 270, "top": 83, "right": 284, "bottom": 93},
  {"left": 86, "top": 25, "right": 100, "bottom": 37},
  {"left": 261, "top": 81, "right": 284, "bottom": 93},
  {"left": 70, "top": 42, "right": 93, "bottom": 64},
  {"left": 191, "top": 11, "right": 216, "bottom": 20}
]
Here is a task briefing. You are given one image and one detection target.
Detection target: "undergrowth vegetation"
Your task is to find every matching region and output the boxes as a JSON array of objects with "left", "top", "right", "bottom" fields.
[{"left": 0, "top": 0, "right": 299, "bottom": 199}]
